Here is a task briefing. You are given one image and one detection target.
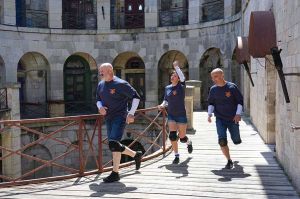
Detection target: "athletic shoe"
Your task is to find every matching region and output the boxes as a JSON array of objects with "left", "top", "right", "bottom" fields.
[
  {"left": 103, "top": 171, "right": 120, "bottom": 183},
  {"left": 134, "top": 151, "right": 143, "bottom": 170},
  {"left": 225, "top": 159, "right": 233, "bottom": 169},
  {"left": 187, "top": 141, "right": 193, "bottom": 153},
  {"left": 173, "top": 156, "right": 180, "bottom": 164}
]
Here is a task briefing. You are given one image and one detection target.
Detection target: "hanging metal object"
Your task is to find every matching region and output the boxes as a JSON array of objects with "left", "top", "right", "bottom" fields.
[
  {"left": 235, "top": 36, "right": 254, "bottom": 87},
  {"left": 248, "top": 11, "right": 290, "bottom": 103}
]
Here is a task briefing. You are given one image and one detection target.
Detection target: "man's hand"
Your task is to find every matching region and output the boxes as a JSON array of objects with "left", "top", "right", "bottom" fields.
[
  {"left": 157, "top": 105, "right": 164, "bottom": 110},
  {"left": 99, "top": 107, "right": 108, "bottom": 116},
  {"left": 208, "top": 116, "right": 212, "bottom": 123},
  {"left": 173, "top": 61, "right": 179, "bottom": 69},
  {"left": 233, "top": 115, "right": 241, "bottom": 124},
  {"left": 126, "top": 114, "right": 135, "bottom": 124}
]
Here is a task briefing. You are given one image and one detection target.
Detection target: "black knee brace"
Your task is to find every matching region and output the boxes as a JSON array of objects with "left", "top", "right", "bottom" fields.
[
  {"left": 109, "top": 140, "right": 125, "bottom": 152},
  {"left": 169, "top": 131, "right": 178, "bottom": 141},
  {"left": 180, "top": 136, "right": 188, "bottom": 143},
  {"left": 218, "top": 138, "right": 228, "bottom": 147}
]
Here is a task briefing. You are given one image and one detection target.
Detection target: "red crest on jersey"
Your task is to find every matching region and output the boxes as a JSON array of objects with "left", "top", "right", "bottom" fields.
[
  {"left": 225, "top": 91, "right": 231, "bottom": 97},
  {"left": 173, "top": 90, "right": 177, "bottom": 96},
  {"left": 110, "top": 89, "right": 116, "bottom": 94}
]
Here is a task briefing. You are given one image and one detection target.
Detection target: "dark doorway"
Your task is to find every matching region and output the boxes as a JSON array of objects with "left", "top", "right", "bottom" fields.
[{"left": 64, "top": 55, "right": 96, "bottom": 115}]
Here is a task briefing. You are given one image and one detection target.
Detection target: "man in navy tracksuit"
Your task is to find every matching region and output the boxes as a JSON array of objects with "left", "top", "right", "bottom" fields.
[
  {"left": 96, "top": 63, "right": 142, "bottom": 183},
  {"left": 207, "top": 68, "right": 243, "bottom": 169}
]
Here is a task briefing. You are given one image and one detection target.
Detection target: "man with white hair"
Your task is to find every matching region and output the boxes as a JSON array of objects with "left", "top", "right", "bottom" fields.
[
  {"left": 207, "top": 68, "right": 243, "bottom": 169},
  {"left": 96, "top": 63, "right": 142, "bottom": 183}
]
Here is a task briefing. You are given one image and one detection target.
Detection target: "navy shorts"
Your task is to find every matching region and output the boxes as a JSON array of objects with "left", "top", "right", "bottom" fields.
[
  {"left": 216, "top": 117, "right": 242, "bottom": 144},
  {"left": 105, "top": 116, "right": 126, "bottom": 141},
  {"left": 168, "top": 114, "right": 188, "bottom": 124}
]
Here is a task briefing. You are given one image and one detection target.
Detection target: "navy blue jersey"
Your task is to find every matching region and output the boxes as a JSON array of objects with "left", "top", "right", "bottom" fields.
[
  {"left": 164, "top": 82, "right": 186, "bottom": 117},
  {"left": 208, "top": 82, "right": 243, "bottom": 121},
  {"left": 96, "top": 76, "right": 140, "bottom": 120}
]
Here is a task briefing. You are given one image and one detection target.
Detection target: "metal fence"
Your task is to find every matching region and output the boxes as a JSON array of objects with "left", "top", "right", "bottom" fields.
[
  {"left": 0, "top": 88, "right": 8, "bottom": 111},
  {"left": 62, "top": 12, "right": 97, "bottom": 29},
  {"left": 0, "top": 107, "right": 170, "bottom": 187},
  {"left": 111, "top": 12, "right": 144, "bottom": 29},
  {"left": 16, "top": 10, "right": 48, "bottom": 28},
  {"left": 201, "top": 0, "right": 224, "bottom": 22},
  {"left": 159, "top": 7, "right": 188, "bottom": 27}
]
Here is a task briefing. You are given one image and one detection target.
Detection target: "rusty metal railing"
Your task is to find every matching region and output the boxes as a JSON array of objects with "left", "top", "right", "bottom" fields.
[{"left": 0, "top": 107, "right": 170, "bottom": 187}]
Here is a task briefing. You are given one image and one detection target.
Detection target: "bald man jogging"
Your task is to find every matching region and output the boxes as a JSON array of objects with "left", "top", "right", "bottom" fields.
[
  {"left": 207, "top": 68, "right": 243, "bottom": 169},
  {"left": 96, "top": 63, "right": 142, "bottom": 183}
]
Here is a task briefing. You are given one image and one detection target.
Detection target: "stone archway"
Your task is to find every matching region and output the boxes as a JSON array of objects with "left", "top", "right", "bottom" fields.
[
  {"left": 63, "top": 52, "right": 98, "bottom": 115},
  {"left": 21, "top": 144, "right": 52, "bottom": 180},
  {"left": 199, "top": 48, "right": 223, "bottom": 109},
  {"left": 112, "top": 52, "right": 146, "bottom": 108},
  {"left": 157, "top": 50, "right": 189, "bottom": 103},
  {"left": 17, "top": 52, "right": 50, "bottom": 119}
]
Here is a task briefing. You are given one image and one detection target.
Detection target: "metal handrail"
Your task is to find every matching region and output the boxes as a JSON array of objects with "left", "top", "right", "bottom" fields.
[{"left": 0, "top": 107, "right": 170, "bottom": 187}]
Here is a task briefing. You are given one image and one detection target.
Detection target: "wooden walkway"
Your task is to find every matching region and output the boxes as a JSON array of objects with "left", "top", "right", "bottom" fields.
[{"left": 0, "top": 112, "right": 299, "bottom": 199}]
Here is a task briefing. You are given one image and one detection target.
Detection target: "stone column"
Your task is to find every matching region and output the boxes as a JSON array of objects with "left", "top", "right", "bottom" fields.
[
  {"left": 189, "top": 0, "right": 200, "bottom": 25},
  {"left": 48, "top": 65, "right": 65, "bottom": 117},
  {"left": 224, "top": 0, "right": 234, "bottom": 19},
  {"left": 186, "top": 80, "right": 202, "bottom": 110},
  {"left": 97, "top": 0, "right": 110, "bottom": 30},
  {"left": 185, "top": 85, "right": 195, "bottom": 132},
  {"left": 145, "top": 0, "right": 158, "bottom": 28},
  {"left": 1, "top": 83, "right": 22, "bottom": 179},
  {"left": 145, "top": 61, "right": 158, "bottom": 107},
  {"left": 48, "top": 0, "right": 62, "bottom": 28},
  {"left": 1, "top": 0, "right": 16, "bottom": 25},
  {"left": 265, "top": 55, "right": 276, "bottom": 144}
]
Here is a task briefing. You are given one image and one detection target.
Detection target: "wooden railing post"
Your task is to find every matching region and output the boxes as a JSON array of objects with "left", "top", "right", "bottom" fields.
[
  {"left": 98, "top": 116, "right": 103, "bottom": 172},
  {"left": 162, "top": 109, "right": 166, "bottom": 152},
  {"left": 78, "top": 118, "right": 84, "bottom": 176}
]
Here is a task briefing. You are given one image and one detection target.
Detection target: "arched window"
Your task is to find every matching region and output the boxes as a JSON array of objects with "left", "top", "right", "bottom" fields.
[
  {"left": 112, "top": 53, "right": 146, "bottom": 108},
  {"left": 159, "top": 0, "right": 188, "bottom": 27},
  {"left": 64, "top": 55, "right": 97, "bottom": 115},
  {"left": 16, "top": 0, "right": 48, "bottom": 28},
  {"left": 62, "top": 0, "right": 97, "bottom": 29},
  {"left": 17, "top": 52, "right": 50, "bottom": 119}
]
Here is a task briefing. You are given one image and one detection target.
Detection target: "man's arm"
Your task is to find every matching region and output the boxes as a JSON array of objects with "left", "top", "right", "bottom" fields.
[
  {"left": 96, "top": 84, "right": 107, "bottom": 115},
  {"left": 174, "top": 66, "right": 185, "bottom": 82},
  {"left": 119, "top": 81, "right": 141, "bottom": 123},
  {"left": 207, "top": 88, "right": 215, "bottom": 123},
  {"left": 232, "top": 85, "right": 244, "bottom": 123},
  {"left": 208, "top": 105, "right": 214, "bottom": 117}
]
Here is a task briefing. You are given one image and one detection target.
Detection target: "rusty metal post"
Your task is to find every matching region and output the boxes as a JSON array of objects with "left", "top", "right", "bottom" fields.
[
  {"left": 78, "top": 119, "right": 84, "bottom": 176},
  {"left": 97, "top": 116, "right": 103, "bottom": 172},
  {"left": 162, "top": 109, "right": 166, "bottom": 152}
]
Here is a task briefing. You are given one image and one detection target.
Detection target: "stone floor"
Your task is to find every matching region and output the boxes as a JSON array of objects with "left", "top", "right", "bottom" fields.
[{"left": 0, "top": 112, "right": 299, "bottom": 199}]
